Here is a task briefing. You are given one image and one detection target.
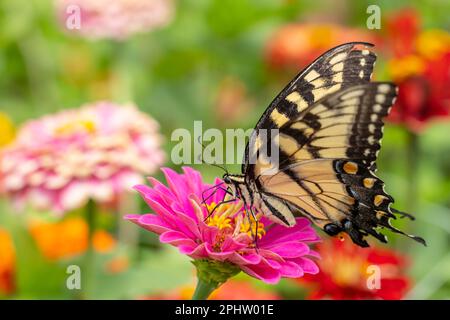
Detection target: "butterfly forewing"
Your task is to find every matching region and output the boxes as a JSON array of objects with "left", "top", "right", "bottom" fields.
[{"left": 244, "top": 42, "right": 377, "bottom": 178}]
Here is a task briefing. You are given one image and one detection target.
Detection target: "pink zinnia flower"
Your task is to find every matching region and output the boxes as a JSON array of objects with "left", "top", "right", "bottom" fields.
[
  {"left": 126, "top": 167, "right": 320, "bottom": 284},
  {"left": 56, "top": 0, "right": 174, "bottom": 40},
  {"left": 0, "top": 101, "right": 165, "bottom": 213}
]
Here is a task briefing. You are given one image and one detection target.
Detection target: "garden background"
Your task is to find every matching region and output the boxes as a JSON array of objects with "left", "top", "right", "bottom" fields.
[{"left": 0, "top": 0, "right": 449, "bottom": 299}]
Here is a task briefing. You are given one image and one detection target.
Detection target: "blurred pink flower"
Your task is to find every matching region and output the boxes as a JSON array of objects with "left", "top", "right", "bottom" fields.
[
  {"left": 0, "top": 102, "right": 165, "bottom": 213},
  {"left": 126, "top": 167, "right": 320, "bottom": 284},
  {"left": 56, "top": 0, "right": 174, "bottom": 40}
]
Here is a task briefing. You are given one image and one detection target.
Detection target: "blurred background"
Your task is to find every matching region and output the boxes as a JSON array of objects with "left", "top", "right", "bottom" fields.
[{"left": 0, "top": 0, "right": 449, "bottom": 299}]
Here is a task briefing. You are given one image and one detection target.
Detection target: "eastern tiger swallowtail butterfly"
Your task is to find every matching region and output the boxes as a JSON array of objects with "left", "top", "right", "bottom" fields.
[{"left": 221, "top": 42, "right": 426, "bottom": 248}]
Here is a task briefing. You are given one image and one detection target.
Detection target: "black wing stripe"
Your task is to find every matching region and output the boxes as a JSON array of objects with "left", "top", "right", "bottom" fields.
[{"left": 244, "top": 42, "right": 377, "bottom": 174}]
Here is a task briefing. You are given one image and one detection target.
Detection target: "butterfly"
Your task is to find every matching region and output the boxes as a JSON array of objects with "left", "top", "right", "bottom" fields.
[{"left": 221, "top": 42, "right": 426, "bottom": 247}]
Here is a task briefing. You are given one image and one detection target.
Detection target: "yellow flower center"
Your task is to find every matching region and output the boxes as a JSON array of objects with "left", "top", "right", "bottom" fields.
[
  {"left": 205, "top": 201, "right": 236, "bottom": 230},
  {"left": 204, "top": 199, "right": 266, "bottom": 250},
  {"left": 320, "top": 240, "right": 368, "bottom": 287},
  {"left": 239, "top": 213, "right": 266, "bottom": 239},
  {"left": 388, "top": 54, "right": 425, "bottom": 81},
  {"left": 55, "top": 119, "right": 96, "bottom": 135},
  {"left": 309, "top": 25, "right": 334, "bottom": 49},
  {"left": 416, "top": 29, "right": 450, "bottom": 60},
  {"left": 331, "top": 255, "right": 367, "bottom": 287}
]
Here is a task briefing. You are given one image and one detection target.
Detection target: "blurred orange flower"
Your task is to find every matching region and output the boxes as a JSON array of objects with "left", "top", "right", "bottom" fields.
[
  {"left": 106, "top": 255, "right": 130, "bottom": 274},
  {"left": 266, "top": 24, "right": 378, "bottom": 69},
  {"left": 0, "top": 228, "right": 15, "bottom": 296},
  {"left": 29, "top": 217, "right": 116, "bottom": 261},
  {"left": 297, "top": 237, "right": 410, "bottom": 300},
  {"left": 146, "top": 279, "right": 280, "bottom": 300},
  {"left": 384, "top": 9, "right": 450, "bottom": 131}
]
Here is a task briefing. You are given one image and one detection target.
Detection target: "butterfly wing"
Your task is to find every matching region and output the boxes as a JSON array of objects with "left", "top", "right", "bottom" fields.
[
  {"left": 243, "top": 42, "right": 377, "bottom": 176},
  {"left": 254, "top": 83, "right": 426, "bottom": 247}
]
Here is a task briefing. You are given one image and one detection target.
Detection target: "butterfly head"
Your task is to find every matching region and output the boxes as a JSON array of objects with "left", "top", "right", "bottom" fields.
[
  {"left": 222, "top": 173, "right": 231, "bottom": 185},
  {"left": 222, "top": 173, "right": 248, "bottom": 199},
  {"left": 223, "top": 173, "right": 245, "bottom": 185}
]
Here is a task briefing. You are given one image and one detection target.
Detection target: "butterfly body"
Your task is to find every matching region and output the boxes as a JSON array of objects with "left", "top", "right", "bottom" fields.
[
  {"left": 224, "top": 173, "right": 297, "bottom": 227},
  {"left": 222, "top": 42, "right": 426, "bottom": 247}
]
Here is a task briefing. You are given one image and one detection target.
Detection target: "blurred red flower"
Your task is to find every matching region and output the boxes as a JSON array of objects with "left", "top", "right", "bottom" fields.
[
  {"left": 266, "top": 24, "right": 378, "bottom": 69},
  {"left": 384, "top": 9, "right": 450, "bottom": 132},
  {"left": 297, "top": 237, "right": 410, "bottom": 300}
]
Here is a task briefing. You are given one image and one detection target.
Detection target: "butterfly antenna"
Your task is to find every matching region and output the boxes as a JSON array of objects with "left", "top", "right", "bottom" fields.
[
  {"left": 197, "top": 135, "right": 229, "bottom": 174},
  {"left": 201, "top": 182, "right": 225, "bottom": 205}
]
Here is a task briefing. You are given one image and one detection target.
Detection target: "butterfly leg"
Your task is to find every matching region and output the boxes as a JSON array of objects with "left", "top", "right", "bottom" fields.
[
  {"left": 251, "top": 207, "right": 260, "bottom": 252},
  {"left": 201, "top": 182, "right": 226, "bottom": 205},
  {"left": 243, "top": 202, "right": 260, "bottom": 252},
  {"left": 203, "top": 196, "right": 236, "bottom": 222},
  {"left": 202, "top": 186, "right": 234, "bottom": 208}
]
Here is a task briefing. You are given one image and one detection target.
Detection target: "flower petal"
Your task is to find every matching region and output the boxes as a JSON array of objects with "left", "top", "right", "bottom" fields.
[
  {"left": 259, "top": 217, "right": 319, "bottom": 246},
  {"left": 268, "top": 241, "right": 310, "bottom": 258},
  {"left": 125, "top": 213, "right": 172, "bottom": 234},
  {"left": 228, "top": 252, "right": 262, "bottom": 265},
  {"left": 241, "top": 261, "right": 282, "bottom": 284},
  {"left": 170, "top": 203, "right": 202, "bottom": 239},
  {"left": 221, "top": 236, "right": 248, "bottom": 253},
  {"left": 279, "top": 260, "right": 304, "bottom": 278},
  {"left": 292, "top": 256, "right": 320, "bottom": 275},
  {"left": 160, "top": 231, "right": 197, "bottom": 247}
]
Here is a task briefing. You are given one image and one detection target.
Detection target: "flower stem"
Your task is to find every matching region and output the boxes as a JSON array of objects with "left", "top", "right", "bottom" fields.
[
  {"left": 192, "top": 277, "right": 218, "bottom": 300},
  {"left": 81, "top": 199, "right": 96, "bottom": 299},
  {"left": 118, "top": 192, "right": 139, "bottom": 251},
  {"left": 191, "top": 259, "right": 241, "bottom": 300}
]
